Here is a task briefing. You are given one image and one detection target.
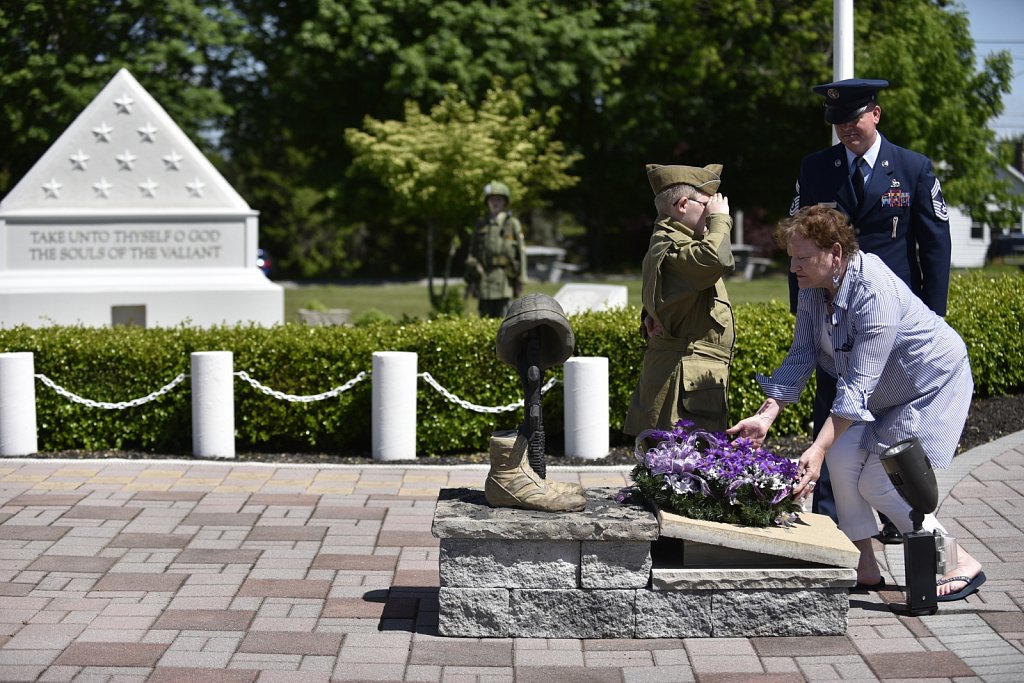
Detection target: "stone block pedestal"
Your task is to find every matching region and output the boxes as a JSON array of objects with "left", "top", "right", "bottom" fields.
[{"left": 433, "top": 487, "right": 859, "bottom": 638}]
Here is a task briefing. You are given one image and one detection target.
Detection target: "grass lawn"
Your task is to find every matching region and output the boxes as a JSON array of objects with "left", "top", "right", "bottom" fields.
[
  {"left": 281, "top": 273, "right": 792, "bottom": 323},
  {"left": 280, "top": 263, "right": 1017, "bottom": 323}
]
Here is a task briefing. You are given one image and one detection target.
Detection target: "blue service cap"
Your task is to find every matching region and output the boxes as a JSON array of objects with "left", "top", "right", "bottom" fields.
[{"left": 812, "top": 78, "right": 889, "bottom": 124}]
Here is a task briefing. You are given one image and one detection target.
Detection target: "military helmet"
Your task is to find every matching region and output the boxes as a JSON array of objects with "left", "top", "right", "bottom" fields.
[{"left": 483, "top": 181, "right": 511, "bottom": 202}]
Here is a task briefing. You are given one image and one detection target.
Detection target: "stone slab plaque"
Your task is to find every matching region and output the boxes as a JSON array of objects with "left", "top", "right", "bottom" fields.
[
  {"left": 657, "top": 507, "right": 859, "bottom": 569},
  {"left": 679, "top": 540, "right": 815, "bottom": 567}
]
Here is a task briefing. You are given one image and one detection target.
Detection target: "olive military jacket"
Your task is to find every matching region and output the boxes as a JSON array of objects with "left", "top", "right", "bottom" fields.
[
  {"left": 624, "top": 213, "right": 736, "bottom": 436},
  {"left": 464, "top": 211, "right": 525, "bottom": 300}
]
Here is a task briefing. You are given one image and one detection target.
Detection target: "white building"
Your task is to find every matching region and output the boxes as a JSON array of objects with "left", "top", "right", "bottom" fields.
[
  {"left": 949, "top": 163, "right": 1024, "bottom": 268},
  {"left": 948, "top": 206, "right": 988, "bottom": 268}
]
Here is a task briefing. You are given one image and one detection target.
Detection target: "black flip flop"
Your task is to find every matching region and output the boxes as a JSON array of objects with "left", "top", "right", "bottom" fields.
[
  {"left": 874, "top": 522, "right": 903, "bottom": 545},
  {"left": 852, "top": 576, "right": 886, "bottom": 591},
  {"left": 936, "top": 571, "right": 987, "bottom": 602}
]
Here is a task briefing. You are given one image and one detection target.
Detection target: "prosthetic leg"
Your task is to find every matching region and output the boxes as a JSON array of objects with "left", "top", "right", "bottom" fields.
[{"left": 880, "top": 437, "right": 940, "bottom": 616}]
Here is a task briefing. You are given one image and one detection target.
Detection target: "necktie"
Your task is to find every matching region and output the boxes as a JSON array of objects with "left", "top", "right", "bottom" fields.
[{"left": 852, "top": 157, "right": 866, "bottom": 206}]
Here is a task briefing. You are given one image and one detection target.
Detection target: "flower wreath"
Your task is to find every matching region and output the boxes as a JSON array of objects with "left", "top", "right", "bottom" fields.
[{"left": 619, "top": 421, "right": 802, "bottom": 527}]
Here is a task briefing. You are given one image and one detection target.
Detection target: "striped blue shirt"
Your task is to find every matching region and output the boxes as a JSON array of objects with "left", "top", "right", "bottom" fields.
[{"left": 757, "top": 252, "right": 972, "bottom": 467}]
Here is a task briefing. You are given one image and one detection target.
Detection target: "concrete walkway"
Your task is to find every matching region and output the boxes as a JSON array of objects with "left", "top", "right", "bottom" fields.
[{"left": 1, "top": 430, "right": 1022, "bottom": 683}]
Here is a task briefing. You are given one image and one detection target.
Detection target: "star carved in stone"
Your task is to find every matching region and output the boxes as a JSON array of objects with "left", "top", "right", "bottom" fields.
[
  {"left": 42, "top": 178, "right": 63, "bottom": 199},
  {"left": 138, "top": 177, "right": 159, "bottom": 198},
  {"left": 92, "top": 121, "right": 113, "bottom": 143},
  {"left": 137, "top": 122, "right": 158, "bottom": 143},
  {"left": 93, "top": 177, "right": 113, "bottom": 199},
  {"left": 113, "top": 93, "right": 135, "bottom": 114},
  {"left": 162, "top": 150, "right": 184, "bottom": 170},
  {"left": 185, "top": 177, "right": 206, "bottom": 198},
  {"left": 115, "top": 150, "right": 138, "bottom": 171},
  {"left": 69, "top": 149, "right": 90, "bottom": 171}
]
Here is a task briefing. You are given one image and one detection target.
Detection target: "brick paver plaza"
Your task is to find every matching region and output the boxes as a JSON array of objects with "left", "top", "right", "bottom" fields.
[{"left": 2, "top": 429, "right": 1023, "bottom": 682}]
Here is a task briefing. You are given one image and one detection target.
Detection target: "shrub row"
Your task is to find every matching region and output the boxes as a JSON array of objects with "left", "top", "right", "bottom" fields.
[{"left": 1, "top": 271, "right": 1020, "bottom": 456}]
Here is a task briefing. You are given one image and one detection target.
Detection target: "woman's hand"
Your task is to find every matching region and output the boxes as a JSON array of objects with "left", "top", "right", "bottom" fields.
[
  {"left": 726, "top": 398, "right": 782, "bottom": 448},
  {"left": 726, "top": 416, "right": 770, "bottom": 448},
  {"left": 792, "top": 444, "right": 826, "bottom": 500}
]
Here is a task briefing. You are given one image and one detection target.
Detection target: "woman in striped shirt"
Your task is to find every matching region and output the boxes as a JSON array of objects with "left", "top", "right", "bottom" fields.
[{"left": 728, "top": 205, "right": 985, "bottom": 602}]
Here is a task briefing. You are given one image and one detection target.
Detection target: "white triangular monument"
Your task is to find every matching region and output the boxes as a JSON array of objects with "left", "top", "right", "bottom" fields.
[{"left": 0, "top": 68, "right": 282, "bottom": 327}]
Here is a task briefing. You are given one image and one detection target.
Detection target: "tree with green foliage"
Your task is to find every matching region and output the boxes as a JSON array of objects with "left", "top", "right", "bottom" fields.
[
  {"left": 345, "top": 81, "right": 580, "bottom": 309},
  {"left": 248, "top": 0, "right": 1018, "bottom": 269},
  {"left": 217, "top": 0, "right": 653, "bottom": 279},
  {"left": 614, "top": 0, "right": 1016, "bottom": 236},
  {"left": 856, "top": 0, "right": 1017, "bottom": 225},
  {"left": 2, "top": 1, "right": 1015, "bottom": 278}
]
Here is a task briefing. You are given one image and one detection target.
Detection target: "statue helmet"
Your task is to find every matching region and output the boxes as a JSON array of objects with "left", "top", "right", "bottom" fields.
[{"left": 483, "top": 181, "right": 511, "bottom": 202}]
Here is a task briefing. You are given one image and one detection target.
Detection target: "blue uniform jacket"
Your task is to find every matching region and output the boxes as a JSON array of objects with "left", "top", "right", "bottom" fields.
[{"left": 789, "top": 135, "right": 951, "bottom": 315}]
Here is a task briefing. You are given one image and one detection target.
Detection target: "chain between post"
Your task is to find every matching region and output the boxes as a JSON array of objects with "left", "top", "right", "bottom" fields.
[
  {"left": 34, "top": 373, "right": 187, "bottom": 410},
  {"left": 34, "top": 369, "right": 553, "bottom": 414}
]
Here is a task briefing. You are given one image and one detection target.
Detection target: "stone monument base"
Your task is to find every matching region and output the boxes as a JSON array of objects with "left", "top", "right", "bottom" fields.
[
  {"left": 0, "top": 269, "right": 282, "bottom": 327},
  {"left": 432, "top": 487, "right": 858, "bottom": 638}
]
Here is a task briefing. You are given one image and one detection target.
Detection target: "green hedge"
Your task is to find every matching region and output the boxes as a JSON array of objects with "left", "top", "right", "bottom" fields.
[
  {"left": 946, "top": 271, "right": 1024, "bottom": 396},
  {"left": 1, "top": 271, "right": 1020, "bottom": 456}
]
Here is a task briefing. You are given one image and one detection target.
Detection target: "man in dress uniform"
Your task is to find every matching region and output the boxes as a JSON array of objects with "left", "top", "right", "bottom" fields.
[{"left": 789, "top": 78, "right": 952, "bottom": 541}]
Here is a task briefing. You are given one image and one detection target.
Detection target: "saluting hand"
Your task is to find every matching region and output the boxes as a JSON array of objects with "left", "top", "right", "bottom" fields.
[{"left": 706, "top": 192, "right": 729, "bottom": 215}]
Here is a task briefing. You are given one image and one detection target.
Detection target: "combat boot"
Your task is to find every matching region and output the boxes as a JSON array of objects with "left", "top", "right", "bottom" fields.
[
  {"left": 516, "top": 425, "right": 585, "bottom": 498},
  {"left": 540, "top": 476, "right": 585, "bottom": 497},
  {"left": 485, "top": 430, "right": 586, "bottom": 512}
]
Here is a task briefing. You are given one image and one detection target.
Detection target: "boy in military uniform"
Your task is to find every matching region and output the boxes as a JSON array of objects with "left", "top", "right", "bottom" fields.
[
  {"left": 624, "top": 164, "right": 736, "bottom": 438},
  {"left": 464, "top": 181, "right": 527, "bottom": 318}
]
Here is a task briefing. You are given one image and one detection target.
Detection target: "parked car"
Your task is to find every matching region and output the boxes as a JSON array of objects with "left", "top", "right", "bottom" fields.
[
  {"left": 256, "top": 248, "right": 273, "bottom": 277},
  {"left": 988, "top": 231, "right": 1024, "bottom": 258}
]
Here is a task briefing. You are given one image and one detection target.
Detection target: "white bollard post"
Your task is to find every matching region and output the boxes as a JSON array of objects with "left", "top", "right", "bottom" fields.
[
  {"left": 372, "top": 351, "right": 417, "bottom": 462},
  {"left": 191, "top": 351, "right": 235, "bottom": 459},
  {"left": 564, "top": 356, "right": 609, "bottom": 460},
  {"left": 0, "top": 352, "right": 38, "bottom": 456}
]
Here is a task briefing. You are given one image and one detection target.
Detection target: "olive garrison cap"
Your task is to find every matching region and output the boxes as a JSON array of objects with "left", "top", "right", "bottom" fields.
[
  {"left": 646, "top": 163, "right": 724, "bottom": 195},
  {"left": 813, "top": 78, "right": 889, "bottom": 124}
]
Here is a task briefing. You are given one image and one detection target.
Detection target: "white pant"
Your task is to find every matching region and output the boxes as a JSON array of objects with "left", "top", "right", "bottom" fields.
[{"left": 826, "top": 424, "right": 947, "bottom": 542}]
